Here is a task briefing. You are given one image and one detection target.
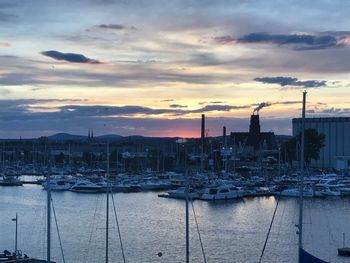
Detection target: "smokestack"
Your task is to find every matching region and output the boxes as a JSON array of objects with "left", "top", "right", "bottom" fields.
[
  {"left": 249, "top": 115, "right": 261, "bottom": 135},
  {"left": 201, "top": 114, "right": 205, "bottom": 171},
  {"left": 201, "top": 114, "right": 205, "bottom": 140},
  {"left": 223, "top": 126, "right": 226, "bottom": 147}
]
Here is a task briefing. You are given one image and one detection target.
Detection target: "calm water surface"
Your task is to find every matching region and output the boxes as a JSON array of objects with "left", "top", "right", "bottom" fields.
[{"left": 1, "top": 184, "right": 350, "bottom": 263}]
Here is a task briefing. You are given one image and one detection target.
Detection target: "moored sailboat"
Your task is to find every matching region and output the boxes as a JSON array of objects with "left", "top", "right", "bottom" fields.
[{"left": 298, "top": 91, "right": 329, "bottom": 263}]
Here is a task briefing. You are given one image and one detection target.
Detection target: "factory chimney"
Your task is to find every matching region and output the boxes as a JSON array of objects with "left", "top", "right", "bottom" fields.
[
  {"left": 201, "top": 114, "right": 205, "bottom": 171},
  {"left": 201, "top": 114, "right": 205, "bottom": 141},
  {"left": 249, "top": 114, "right": 261, "bottom": 135},
  {"left": 223, "top": 126, "right": 227, "bottom": 148}
]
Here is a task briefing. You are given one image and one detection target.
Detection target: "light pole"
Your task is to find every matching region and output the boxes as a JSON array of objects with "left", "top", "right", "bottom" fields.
[
  {"left": 278, "top": 144, "right": 281, "bottom": 177},
  {"left": 12, "top": 213, "right": 18, "bottom": 255}
]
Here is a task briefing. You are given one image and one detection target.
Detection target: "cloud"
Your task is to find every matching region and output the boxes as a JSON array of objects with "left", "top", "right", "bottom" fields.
[
  {"left": 98, "top": 24, "right": 125, "bottom": 30},
  {"left": 57, "top": 105, "right": 183, "bottom": 116},
  {"left": 0, "top": 101, "right": 254, "bottom": 122},
  {"left": 254, "top": 76, "right": 327, "bottom": 88},
  {"left": 41, "top": 50, "right": 102, "bottom": 64},
  {"left": 0, "top": 113, "right": 294, "bottom": 139},
  {"left": 97, "top": 24, "right": 136, "bottom": 30},
  {"left": 57, "top": 103, "right": 252, "bottom": 117},
  {"left": 169, "top": 104, "right": 187, "bottom": 108},
  {"left": 215, "top": 32, "right": 350, "bottom": 50},
  {"left": 190, "top": 104, "right": 249, "bottom": 113},
  {"left": 307, "top": 107, "right": 350, "bottom": 115},
  {"left": 199, "top": 101, "right": 226, "bottom": 105},
  {"left": 0, "top": 11, "right": 16, "bottom": 21},
  {"left": 273, "top": 101, "right": 301, "bottom": 105}
]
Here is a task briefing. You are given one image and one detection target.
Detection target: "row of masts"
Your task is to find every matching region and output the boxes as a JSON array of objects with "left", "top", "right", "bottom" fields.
[{"left": 11, "top": 92, "right": 307, "bottom": 263}]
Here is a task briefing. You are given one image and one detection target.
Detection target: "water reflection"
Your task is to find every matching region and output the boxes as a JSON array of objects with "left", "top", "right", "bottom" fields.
[{"left": 1, "top": 186, "right": 350, "bottom": 262}]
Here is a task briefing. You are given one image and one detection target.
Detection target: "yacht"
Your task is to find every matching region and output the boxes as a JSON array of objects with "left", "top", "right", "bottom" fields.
[
  {"left": 315, "top": 185, "right": 341, "bottom": 197},
  {"left": 0, "top": 176, "right": 23, "bottom": 186},
  {"left": 279, "top": 184, "right": 315, "bottom": 197},
  {"left": 70, "top": 179, "right": 103, "bottom": 193},
  {"left": 166, "top": 187, "right": 200, "bottom": 199},
  {"left": 139, "top": 178, "right": 171, "bottom": 191},
  {"left": 42, "top": 175, "right": 74, "bottom": 191},
  {"left": 199, "top": 184, "right": 244, "bottom": 200}
]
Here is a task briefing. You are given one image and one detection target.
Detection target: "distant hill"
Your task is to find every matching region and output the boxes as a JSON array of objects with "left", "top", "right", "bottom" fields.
[
  {"left": 45, "top": 133, "right": 184, "bottom": 145},
  {"left": 48, "top": 133, "right": 87, "bottom": 141},
  {"left": 48, "top": 133, "right": 126, "bottom": 141},
  {"left": 95, "top": 134, "right": 123, "bottom": 140}
]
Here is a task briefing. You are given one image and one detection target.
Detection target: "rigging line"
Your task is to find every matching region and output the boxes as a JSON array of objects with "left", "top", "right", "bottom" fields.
[
  {"left": 51, "top": 197, "right": 66, "bottom": 263},
  {"left": 258, "top": 195, "right": 281, "bottom": 263},
  {"left": 307, "top": 201, "right": 315, "bottom": 251},
  {"left": 191, "top": 200, "right": 207, "bottom": 263},
  {"left": 275, "top": 200, "right": 286, "bottom": 244},
  {"left": 42, "top": 197, "right": 47, "bottom": 260},
  {"left": 111, "top": 193, "right": 126, "bottom": 263},
  {"left": 84, "top": 193, "right": 101, "bottom": 263}
]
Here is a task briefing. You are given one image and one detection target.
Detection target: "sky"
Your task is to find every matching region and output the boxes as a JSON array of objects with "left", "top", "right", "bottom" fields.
[{"left": 0, "top": 0, "right": 349, "bottom": 138}]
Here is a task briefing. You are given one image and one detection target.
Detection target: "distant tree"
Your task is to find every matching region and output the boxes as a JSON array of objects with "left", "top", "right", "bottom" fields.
[
  {"left": 282, "top": 128, "right": 325, "bottom": 165},
  {"left": 303, "top": 129, "right": 325, "bottom": 164}
]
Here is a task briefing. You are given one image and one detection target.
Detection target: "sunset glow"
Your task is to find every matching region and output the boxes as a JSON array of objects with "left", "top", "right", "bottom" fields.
[{"left": 0, "top": 0, "right": 349, "bottom": 138}]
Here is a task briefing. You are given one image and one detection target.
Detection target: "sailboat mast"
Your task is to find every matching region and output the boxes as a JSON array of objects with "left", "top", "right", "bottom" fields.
[
  {"left": 185, "top": 160, "right": 189, "bottom": 263},
  {"left": 298, "top": 91, "right": 307, "bottom": 258},
  {"left": 106, "top": 142, "right": 110, "bottom": 263},
  {"left": 14, "top": 213, "right": 18, "bottom": 253},
  {"left": 47, "top": 169, "right": 51, "bottom": 262}
]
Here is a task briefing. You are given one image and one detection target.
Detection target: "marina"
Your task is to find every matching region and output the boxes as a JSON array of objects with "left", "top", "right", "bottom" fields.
[
  {"left": 1, "top": 1, "right": 350, "bottom": 262},
  {"left": 1, "top": 183, "right": 350, "bottom": 262}
]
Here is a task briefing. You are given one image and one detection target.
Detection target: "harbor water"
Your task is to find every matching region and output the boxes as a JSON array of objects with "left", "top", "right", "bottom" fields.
[{"left": 1, "top": 184, "right": 350, "bottom": 263}]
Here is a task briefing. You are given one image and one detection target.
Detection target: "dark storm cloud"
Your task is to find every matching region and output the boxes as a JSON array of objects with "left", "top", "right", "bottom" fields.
[
  {"left": 215, "top": 32, "right": 350, "bottom": 50},
  {"left": 41, "top": 50, "right": 102, "bottom": 64},
  {"left": 254, "top": 76, "right": 327, "bottom": 88}
]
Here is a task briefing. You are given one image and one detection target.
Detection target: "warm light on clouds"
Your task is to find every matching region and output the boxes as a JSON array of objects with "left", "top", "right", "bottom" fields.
[{"left": 0, "top": 0, "right": 349, "bottom": 138}]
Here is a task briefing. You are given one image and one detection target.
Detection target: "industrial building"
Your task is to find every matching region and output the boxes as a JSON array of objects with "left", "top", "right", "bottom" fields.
[
  {"left": 230, "top": 114, "right": 277, "bottom": 157},
  {"left": 292, "top": 117, "right": 350, "bottom": 170}
]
